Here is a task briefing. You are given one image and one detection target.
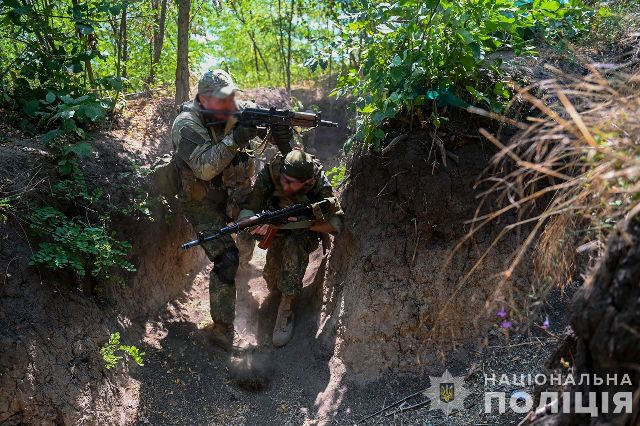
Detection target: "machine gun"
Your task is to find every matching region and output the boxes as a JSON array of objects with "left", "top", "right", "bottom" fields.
[{"left": 180, "top": 200, "right": 330, "bottom": 250}]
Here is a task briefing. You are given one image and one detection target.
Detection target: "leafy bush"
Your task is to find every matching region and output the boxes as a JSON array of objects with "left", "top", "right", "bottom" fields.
[
  {"left": 25, "top": 139, "right": 147, "bottom": 284},
  {"left": 36, "top": 93, "right": 111, "bottom": 144},
  {"left": 326, "top": 165, "right": 347, "bottom": 187},
  {"left": 100, "top": 332, "right": 145, "bottom": 370},
  {"left": 326, "top": 0, "right": 593, "bottom": 151},
  {"left": 28, "top": 206, "right": 134, "bottom": 279}
]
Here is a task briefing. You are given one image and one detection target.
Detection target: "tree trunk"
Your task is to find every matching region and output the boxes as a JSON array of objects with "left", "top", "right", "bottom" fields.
[
  {"left": 175, "top": 0, "right": 191, "bottom": 107},
  {"left": 110, "top": 19, "right": 120, "bottom": 78},
  {"left": 154, "top": 0, "right": 168, "bottom": 64},
  {"left": 276, "top": 0, "right": 287, "bottom": 88},
  {"left": 85, "top": 48, "right": 96, "bottom": 88},
  {"left": 228, "top": 1, "right": 270, "bottom": 79},
  {"left": 148, "top": 0, "right": 169, "bottom": 84},
  {"left": 114, "top": 13, "right": 122, "bottom": 78},
  {"left": 71, "top": 0, "right": 96, "bottom": 88},
  {"left": 252, "top": 43, "right": 259, "bottom": 77},
  {"left": 121, "top": 5, "right": 128, "bottom": 79},
  {"left": 285, "top": 0, "right": 294, "bottom": 93}
]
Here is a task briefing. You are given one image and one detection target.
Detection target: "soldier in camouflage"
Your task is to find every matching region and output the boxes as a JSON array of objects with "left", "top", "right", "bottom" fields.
[
  {"left": 171, "top": 69, "right": 292, "bottom": 350},
  {"left": 238, "top": 150, "right": 344, "bottom": 347}
]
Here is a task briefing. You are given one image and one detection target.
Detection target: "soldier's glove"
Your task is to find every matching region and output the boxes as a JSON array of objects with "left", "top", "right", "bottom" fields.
[
  {"left": 233, "top": 120, "right": 259, "bottom": 148},
  {"left": 271, "top": 124, "right": 293, "bottom": 152}
]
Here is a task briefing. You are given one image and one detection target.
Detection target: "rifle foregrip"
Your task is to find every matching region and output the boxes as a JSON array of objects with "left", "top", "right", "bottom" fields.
[{"left": 257, "top": 226, "right": 278, "bottom": 250}]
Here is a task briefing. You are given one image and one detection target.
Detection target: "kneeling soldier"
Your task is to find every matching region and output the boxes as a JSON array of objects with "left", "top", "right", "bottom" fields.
[{"left": 238, "top": 150, "right": 344, "bottom": 347}]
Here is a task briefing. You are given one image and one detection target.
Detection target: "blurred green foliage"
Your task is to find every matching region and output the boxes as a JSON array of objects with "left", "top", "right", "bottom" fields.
[{"left": 323, "top": 0, "right": 594, "bottom": 151}]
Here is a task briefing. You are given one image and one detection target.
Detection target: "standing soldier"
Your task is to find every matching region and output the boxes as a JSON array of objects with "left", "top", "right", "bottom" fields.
[
  {"left": 238, "top": 150, "right": 344, "bottom": 347},
  {"left": 171, "top": 69, "right": 292, "bottom": 350}
]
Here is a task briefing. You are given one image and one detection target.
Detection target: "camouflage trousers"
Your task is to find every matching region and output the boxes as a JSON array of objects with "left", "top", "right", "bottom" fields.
[
  {"left": 263, "top": 231, "right": 320, "bottom": 296},
  {"left": 182, "top": 200, "right": 254, "bottom": 326}
]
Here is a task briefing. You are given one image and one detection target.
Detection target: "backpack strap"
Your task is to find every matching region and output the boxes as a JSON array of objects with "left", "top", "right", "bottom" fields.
[{"left": 267, "top": 152, "right": 280, "bottom": 187}]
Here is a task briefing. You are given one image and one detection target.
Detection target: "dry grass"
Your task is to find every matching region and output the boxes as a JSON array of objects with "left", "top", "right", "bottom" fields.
[
  {"left": 477, "top": 56, "right": 640, "bottom": 314},
  {"left": 421, "top": 50, "right": 640, "bottom": 351}
]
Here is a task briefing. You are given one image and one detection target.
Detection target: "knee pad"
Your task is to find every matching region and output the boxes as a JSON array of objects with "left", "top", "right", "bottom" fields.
[{"left": 213, "top": 248, "right": 239, "bottom": 285}]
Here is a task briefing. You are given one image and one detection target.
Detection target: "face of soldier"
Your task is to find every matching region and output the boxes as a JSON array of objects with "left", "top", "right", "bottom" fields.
[
  {"left": 280, "top": 174, "right": 314, "bottom": 196},
  {"left": 199, "top": 93, "right": 236, "bottom": 120}
]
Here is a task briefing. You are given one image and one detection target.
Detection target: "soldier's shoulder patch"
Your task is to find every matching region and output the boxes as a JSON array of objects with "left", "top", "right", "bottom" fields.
[{"left": 180, "top": 125, "right": 207, "bottom": 146}]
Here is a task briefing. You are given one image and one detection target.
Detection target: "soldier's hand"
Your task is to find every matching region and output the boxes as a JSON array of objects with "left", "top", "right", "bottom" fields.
[
  {"left": 233, "top": 120, "right": 259, "bottom": 147},
  {"left": 250, "top": 224, "right": 271, "bottom": 237},
  {"left": 271, "top": 124, "right": 293, "bottom": 146}
]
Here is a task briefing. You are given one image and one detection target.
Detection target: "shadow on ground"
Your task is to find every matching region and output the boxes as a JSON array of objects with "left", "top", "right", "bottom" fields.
[{"left": 132, "top": 248, "right": 334, "bottom": 425}]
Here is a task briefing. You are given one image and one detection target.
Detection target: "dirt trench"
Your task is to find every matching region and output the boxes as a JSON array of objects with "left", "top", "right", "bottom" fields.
[
  {"left": 1, "top": 87, "right": 558, "bottom": 425},
  {"left": 317, "top": 132, "right": 534, "bottom": 381},
  {"left": 0, "top": 86, "right": 352, "bottom": 424},
  {"left": 0, "top": 99, "right": 209, "bottom": 424}
]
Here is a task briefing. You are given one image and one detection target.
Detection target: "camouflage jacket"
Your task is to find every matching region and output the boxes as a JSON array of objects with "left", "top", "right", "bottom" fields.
[
  {"left": 171, "top": 97, "right": 256, "bottom": 215},
  {"left": 239, "top": 153, "right": 345, "bottom": 233},
  {"left": 171, "top": 97, "right": 256, "bottom": 180}
]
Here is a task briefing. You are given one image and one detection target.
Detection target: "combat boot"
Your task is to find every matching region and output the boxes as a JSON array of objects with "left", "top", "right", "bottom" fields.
[
  {"left": 272, "top": 294, "right": 295, "bottom": 347},
  {"left": 210, "top": 322, "right": 252, "bottom": 353},
  {"left": 209, "top": 322, "right": 234, "bottom": 352}
]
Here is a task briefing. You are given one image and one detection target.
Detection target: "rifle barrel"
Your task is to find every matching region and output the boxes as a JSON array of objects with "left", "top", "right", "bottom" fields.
[
  {"left": 180, "top": 201, "right": 329, "bottom": 250},
  {"left": 199, "top": 107, "right": 339, "bottom": 128},
  {"left": 319, "top": 119, "right": 339, "bottom": 128}
]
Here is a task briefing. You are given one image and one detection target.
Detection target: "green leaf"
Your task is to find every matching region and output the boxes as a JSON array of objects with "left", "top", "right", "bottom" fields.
[
  {"left": 40, "top": 129, "right": 63, "bottom": 145},
  {"left": 61, "top": 118, "right": 77, "bottom": 132},
  {"left": 469, "top": 42, "right": 484, "bottom": 60},
  {"left": 426, "top": 89, "right": 440, "bottom": 100},
  {"left": 358, "top": 104, "right": 376, "bottom": 114},
  {"left": 76, "top": 23, "right": 94, "bottom": 35},
  {"left": 60, "top": 110, "right": 75, "bottom": 119},
  {"left": 376, "top": 24, "right": 394, "bottom": 34},
  {"left": 439, "top": 89, "right": 468, "bottom": 108},
  {"left": 79, "top": 103, "right": 105, "bottom": 122},
  {"left": 45, "top": 91, "right": 56, "bottom": 104},
  {"left": 23, "top": 100, "right": 39, "bottom": 117},
  {"left": 68, "top": 142, "right": 92, "bottom": 158},
  {"left": 57, "top": 159, "right": 75, "bottom": 176}
]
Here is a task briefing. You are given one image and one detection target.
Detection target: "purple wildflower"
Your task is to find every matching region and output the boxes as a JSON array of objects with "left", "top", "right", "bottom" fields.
[
  {"left": 542, "top": 317, "right": 550, "bottom": 329},
  {"left": 497, "top": 308, "right": 507, "bottom": 319},
  {"left": 500, "top": 320, "right": 512, "bottom": 329}
]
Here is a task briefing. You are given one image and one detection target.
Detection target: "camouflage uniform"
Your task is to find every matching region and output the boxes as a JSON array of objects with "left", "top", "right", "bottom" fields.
[
  {"left": 171, "top": 95, "right": 256, "bottom": 327},
  {"left": 240, "top": 153, "right": 344, "bottom": 296}
]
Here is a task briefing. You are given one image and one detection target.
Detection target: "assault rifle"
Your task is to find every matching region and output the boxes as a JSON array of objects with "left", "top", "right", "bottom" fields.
[
  {"left": 202, "top": 107, "right": 339, "bottom": 129},
  {"left": 180, "top": 199, "right": 330, "bottom": 250}
]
